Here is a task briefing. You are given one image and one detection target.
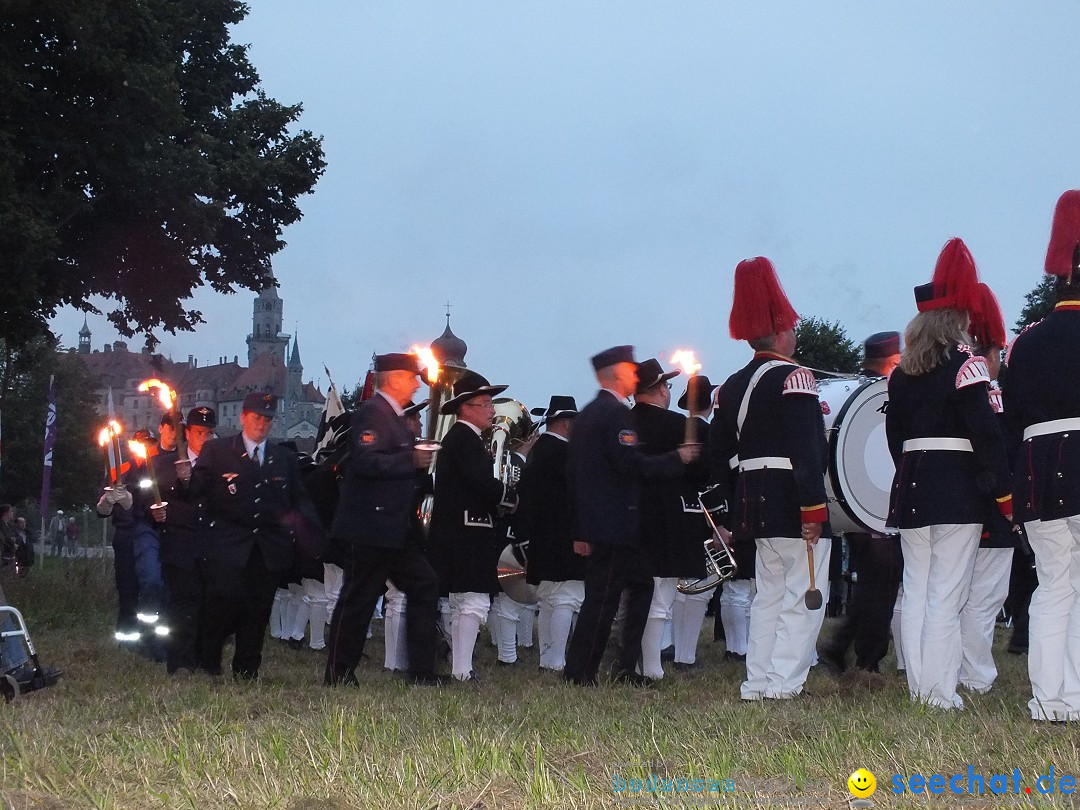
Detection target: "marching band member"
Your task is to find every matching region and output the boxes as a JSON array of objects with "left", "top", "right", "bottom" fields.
[
  {"left": 708, "top": 257, "right": 831, "bottom": 701},
  {"left": 957, "top": 283, "right": 1015, "bottom": 695},
  {"left": 519, "top": 396, "right": 582, "bottom": 672},
  {"left": 150, "top": 406, "right": 216, "bottom": 675},
  {"left": 672, "top": 375, "right": 716, "bottom": 670},
  {"left": 631, "top": 357, "right": 688, "bottom": 681},
  {"left": 324, "top": 355, "right": 443, "bottom": 687},
  {"left": 1003, "top": 190, "right": 1080, "bottom": 722},
  {"left": 428, "top": 371, "right": 517, "bottom": 682},
  {"left": 886, "top": 238, "right": 1012, "bottom": 710},
  {"left": 820, "top": 332, "right": 904, "bottom": 676},
  {"left": 563, "top": 346, "right": 699, "bottom": 687}
]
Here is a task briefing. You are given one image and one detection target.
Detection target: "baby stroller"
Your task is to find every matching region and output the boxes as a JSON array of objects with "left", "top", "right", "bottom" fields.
[{"left": 1, "top": 605, "right": 61, "bottom": 703}]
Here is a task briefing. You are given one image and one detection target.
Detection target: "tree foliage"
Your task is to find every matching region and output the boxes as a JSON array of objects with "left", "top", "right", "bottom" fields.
[
  {"left": 794, "top": 317, "right": 862, "bottom": 377},
  {"left": 1014, "top": 276, "right": 1056, "bottom": 334},
  {"left": 0, "top": 0, "right": 326, "bottom": 350},
  {"left": 0, "top": 337, "right": 103, "bottom": 517}
]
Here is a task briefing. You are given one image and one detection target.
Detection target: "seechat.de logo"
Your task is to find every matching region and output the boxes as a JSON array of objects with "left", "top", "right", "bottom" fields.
[{"left": 848, "top": 768, "right": 877, "bottom": 807}]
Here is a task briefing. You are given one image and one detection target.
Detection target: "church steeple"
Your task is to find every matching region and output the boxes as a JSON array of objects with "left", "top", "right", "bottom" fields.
[
  {"left": 246, "top": 283, "right": 290, "bottom": 366},
  {"left": 288, "top": 331, "right": 303, "bottom": 370}
]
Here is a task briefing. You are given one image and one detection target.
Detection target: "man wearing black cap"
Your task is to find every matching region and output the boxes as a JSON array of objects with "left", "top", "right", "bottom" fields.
[
  {"left": 519, "top": 396, "right": 582, "bottom": 671},
  {"left": 563, "top": 346, "right": 700, "bottom": 687},
  {"left": 324, "top": 354, "right": 444, "bottom": 686},
  {"left": 819, "top": 332, "right": 904, "bottom": 677},
  {"left": 183, "top": 391, "right": 321, "bottom": 681},
  {"left": 150, "top": 406, "right": 217, "bottom": 674},
  {"left": 428, "top": 370, "right": 516, "bottom": 682}
]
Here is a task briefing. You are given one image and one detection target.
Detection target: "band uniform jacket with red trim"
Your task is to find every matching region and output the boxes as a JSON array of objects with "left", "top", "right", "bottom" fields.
[
  {"left": 567, "top": 389, "right": 686, "bottom": 548},
  {"left": 187, "top": 434, "right": 321, "bottom": 573},
  {"left": 330, "top": 393, "right": 425, "bottom": 550},
  {"left": 428, "top": 420, "right": 513, "bottom": 594},
  {"left": 151, "top": 448, "right": 208, "bottom": 569},
  {"left": 518, "top": 433, "right": 584, "bottom": 585},
  {"left": 886, "top": 345, "right": 1013, "bottom": 529},
  {"left": 631, "top": 402, "right": 708, "bottom": 578},
  {"left": 1002, "top": 305, "right": 1080, "bottom": 523},
  {"left": 707, "top": 352, "right": 830, "bottom": 542}
]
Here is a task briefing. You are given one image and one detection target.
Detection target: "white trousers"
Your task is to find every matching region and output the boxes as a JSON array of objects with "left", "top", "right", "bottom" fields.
[
  {"left": 891, "top": 585, "right": 906, "bottom": 671},
  {"left": 1026, "top": 516, "right": 1080, "bottom": 721},
  {"left": 899, "top": 523, "right": 980, "bottom": 710},
  {"left": 639, "top": 577, "right": 679, "bottom": 679},
  {"left": 383, "top": 581, "right": 409, "bottom": 671},
  {"left": 536, "top": 580, "right": 584, "bottom": 671},
  {"left": 449, "top": 592, "right": 490, "bottom": 679},
  {"left": 742, "top": 538, "right": 830, "bottom": 700},
  {"left": 720, "top": 579, "right": 756, "bottom": 656},
  {"left": 491, "top": 593, "right": 537, "bottom": 663},
  {"left": 323, "top": 563, "right": 344, "bottom": 617},
  {"left": 673, "top": 584, "right": 714, "bottom": 665},
  {"left": 288, "top": 577, "right": 329, "bottom": 650},
  {"left": 269, "top": 587, "right": 291, "bottom": 638},
  {"left": 959, "top": 546, "right": 1013, "bottom": 693}
]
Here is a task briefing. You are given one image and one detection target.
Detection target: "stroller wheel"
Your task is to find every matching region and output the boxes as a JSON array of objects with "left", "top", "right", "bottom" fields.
[{"left": 1, "top": 674, "right": 19, "bottom": 703}]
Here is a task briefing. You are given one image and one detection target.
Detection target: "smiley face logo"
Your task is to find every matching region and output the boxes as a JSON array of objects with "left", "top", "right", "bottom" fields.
[{"left": 848, "top": 768, "right": 876, "bottom": 798}]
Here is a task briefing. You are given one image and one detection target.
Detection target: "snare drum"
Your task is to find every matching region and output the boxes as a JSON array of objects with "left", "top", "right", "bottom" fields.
[{"left": 817, "top": 377, "right": 893, "bottom": 534}]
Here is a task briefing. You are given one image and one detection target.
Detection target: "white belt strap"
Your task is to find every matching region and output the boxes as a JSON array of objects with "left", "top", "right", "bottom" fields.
[
  {"left": 736, "top": 361, "right": 792, "bottom": 440},
  {"left": 739, "top": 456, "right": 793, "bottom": 472},
  {"left": 1023, "top": 418, "right": 1080, "bottom": 441},
  {"left": 902, "top": 437, "right": 973, "bottom": 453}
]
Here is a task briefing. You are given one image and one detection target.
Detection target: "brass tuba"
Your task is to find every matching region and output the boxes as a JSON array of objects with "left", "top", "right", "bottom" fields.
[
  {"left": 485, "top": 398, "right": 533, "bottom": 490},
  {"left": 677, "top": 498, "right": 738, "bottom": 595}
]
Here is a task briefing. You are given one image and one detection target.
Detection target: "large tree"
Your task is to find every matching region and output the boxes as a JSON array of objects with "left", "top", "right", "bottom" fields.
[
  {"left": 0, "top": 0, "right": 325, "bottom": 350},
  {"left": 1014, "top": 276, "right": 1056, "bottom": 334},
  {"left": 794, "top": 317, "right": 861, "bottom": 377}
]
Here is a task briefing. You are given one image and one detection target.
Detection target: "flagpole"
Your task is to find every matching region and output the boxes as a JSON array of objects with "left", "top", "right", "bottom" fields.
[{"left": 40, "top": 375, "right": 57, "bottom": 554}]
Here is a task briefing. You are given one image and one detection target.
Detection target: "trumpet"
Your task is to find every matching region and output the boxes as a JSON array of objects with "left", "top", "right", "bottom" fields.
[{"left": 677, "top": 499, "right": 738, "bottom": 595}]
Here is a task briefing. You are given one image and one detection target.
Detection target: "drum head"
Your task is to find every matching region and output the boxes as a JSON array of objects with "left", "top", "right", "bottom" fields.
[
  {"left": 497, "top": 544, "right": 538, "bottom": 605},
  {"left": 826, "top": 377, "right": 893, "bottom": 534}
]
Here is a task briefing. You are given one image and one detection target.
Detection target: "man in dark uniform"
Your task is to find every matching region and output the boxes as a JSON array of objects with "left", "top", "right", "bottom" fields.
[
  {"left": 1003, "top": 189, "right": 1080, "bottom": 722},
  {"left": 428, "top": 371, "right": 516, "bottom": 682},
  {"left": 324, "top": 354, "right": 444, "bottom": 687},
  {"left": 820, "top": 331, "right": 904, "bottom": 676},
  {"left": 149, "top": 406, "right": 216, "bottom": 674},
  {"left": 563, "top": 346, "right": 699, "bottom": 687},
  {"left": 708, "top": 257, "right": 831, "bottom": 701},
  {"left": 181, "top": 392, "right": 321, "bottom": 681},
  {"left": 630, "top": 357, "right": 687, "bottom": 681},
  {"left": 520, "top": 396, "right": 582, "bottom": 672}
]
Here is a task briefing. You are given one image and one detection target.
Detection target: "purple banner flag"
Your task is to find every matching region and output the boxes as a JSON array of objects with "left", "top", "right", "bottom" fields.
[{"left": 40, "top": 375, "right": 57, "bottom": 523}]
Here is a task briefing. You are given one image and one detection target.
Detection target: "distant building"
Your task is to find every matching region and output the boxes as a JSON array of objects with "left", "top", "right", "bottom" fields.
[{"left": 75, "top": 285, "right": 326, "bottom": 447}]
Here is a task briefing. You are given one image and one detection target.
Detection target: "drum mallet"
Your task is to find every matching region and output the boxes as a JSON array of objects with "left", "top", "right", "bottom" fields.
[{"left": 804, "top": 544, "right": 823, "bottom": 610}]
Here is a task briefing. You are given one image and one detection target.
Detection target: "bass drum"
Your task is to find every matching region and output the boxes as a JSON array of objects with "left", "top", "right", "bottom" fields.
[{"left": 817, "top": 377, "right": 893, "bottom": 535}]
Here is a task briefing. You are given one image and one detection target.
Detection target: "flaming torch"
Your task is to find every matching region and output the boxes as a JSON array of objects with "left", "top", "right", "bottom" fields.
[
  {"left": 127, "top": 439, "right": 164, "bottom": 507},
  {"left": 410, "top": 345, "right": 444, "bottom": 449},
  {"left": 97, "top": 419, "right": 124, "bottom": 484},
  {"left": 670, "top": 349, "right": 703, "bottom": 445},
  {"left": 139, "top": 377, "right": 188, "bottom": 471}
]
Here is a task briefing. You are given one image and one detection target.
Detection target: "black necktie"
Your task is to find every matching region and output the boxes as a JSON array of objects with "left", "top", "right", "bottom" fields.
[{"left": 252, "top": 446, "right": 260, "bottom": 465}]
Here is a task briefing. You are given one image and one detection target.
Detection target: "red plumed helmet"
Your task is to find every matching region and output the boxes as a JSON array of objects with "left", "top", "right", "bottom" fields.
[
  {"left": 728, "top": 257, "right": 799, "bottom": 341},
  {"left": 969, "top": 283, "right": 1006, "bottom": 349},
  {"left": 914, "top": 237, "right": 981, "bottom": 314},
  {"left": 1045, "top": 190, "right": 1080, "bottom": 278}
]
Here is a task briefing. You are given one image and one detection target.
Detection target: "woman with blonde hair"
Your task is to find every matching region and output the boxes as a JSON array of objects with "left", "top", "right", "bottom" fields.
[{"left": 886, "top": 238, "right": 1013, "bottom": 710}]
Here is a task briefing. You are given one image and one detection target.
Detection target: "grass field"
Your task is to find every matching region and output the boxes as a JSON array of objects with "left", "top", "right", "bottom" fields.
[{"left": 2, "top": 557, "right": 1078, "bottom": 809}]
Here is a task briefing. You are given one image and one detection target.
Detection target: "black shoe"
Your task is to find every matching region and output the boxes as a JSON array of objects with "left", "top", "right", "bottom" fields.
[
  {"left": 659, "top": 645, "right": 675, "bottom": 662},
  {"left": 612, "top": 669, "right": 657, "bottom": 688},
  {"left": 496, "top": 659, "right": 518, "bottom": 667},
  {"left": 232, "top": 670, "right": 259, "bottom": 683},
  {"left": 324, "top": 668, "right": 360, "bottom": 687},
  {"left": 562, "top": 671, "right": 597, "bottom": 687},
  {"left": 287, "top": 638, "right": 305, "bottom": 651},
  {"left": 458, "top": 671, "right": 482, "bottom": 685},
  {"left": 401, "top": 671, "right": 451, "bottom": 687},
  {"left": 723, "top": 651, "right": 746, "bottom": 663},
  {"left": 818, "top": 646, "right": 846, "bottom": 674},
  {"left": 672, "top": 661, "right": 700, "bottom": 672}
]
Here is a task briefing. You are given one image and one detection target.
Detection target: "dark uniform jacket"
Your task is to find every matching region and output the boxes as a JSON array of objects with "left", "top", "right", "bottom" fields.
[
  {"left": 519, "top": 433, "right": 583, "bottom": 584},
  {"left": 708, "top": 352, "right": 829, "bottom": 542},
  {"left": 188, "top": 433, "right": 319, "bottom": 573},
  {"left": 632, "top": 402, "right": 707, "bottom": 577},
  {"left": 429, "top": 421, "right": 509, "bottom": 593},
  {"left": 330, "top": 393, "right": 423, "bottom": 549},
  {"left": 1003, "top": 306, "right": 1080, "bottom": 523},
  {"left": 151, "top": 448, "right": 207, "bottom": 569},
  {"left": 567, "top": 389, "right": 685, "bottom": 548},
  {"left": 886, "top": 345, "right": 1012, "bottom": 529}
]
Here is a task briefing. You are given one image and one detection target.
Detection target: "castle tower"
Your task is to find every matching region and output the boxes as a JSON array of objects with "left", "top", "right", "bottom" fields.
[
  {"left": 246, "top": 285, "right": 290, "bottom": 366},
  {"left": 78, "top": 317, "right": 91, "bottom": 354}
]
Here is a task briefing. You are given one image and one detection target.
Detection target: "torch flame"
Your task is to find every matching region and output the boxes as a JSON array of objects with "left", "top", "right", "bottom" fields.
[
  {"left": 97, "top": 427, "right": 112, "bottom": 447},
  {"left": 127, "top": 440, "right": 148, "bottom": 460},
  {"left": 670, "top": 350, "right": 702, "bottom": 376},
  {"left": 138, "top": 378, "right": 177, "bottom": 410},
  {"left": 410, "top": 346, "right": 440, "bottom": 383},
  {"left": 98, "top": 420, "right": 124, "bottom": 447},
  {"left": 108, "top": 419, "right": 123, "bottom": 435}
]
